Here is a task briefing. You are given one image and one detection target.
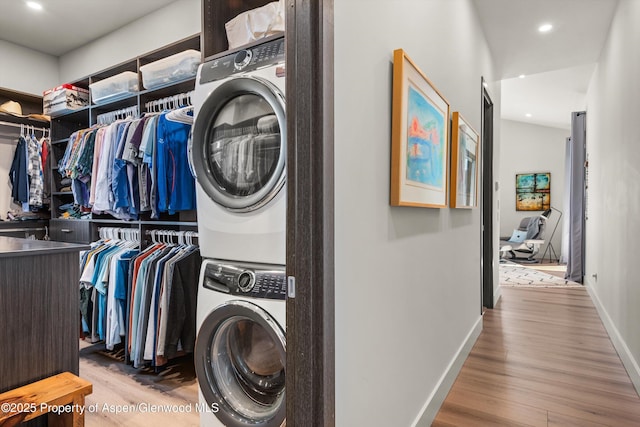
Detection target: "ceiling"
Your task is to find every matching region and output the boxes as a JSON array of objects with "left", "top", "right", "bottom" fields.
[
  {"left": 0, "top": 0, "right": 177, "bottom": 56},
  {"left": 474, "top": 0, "right": 619, "bottom": 130},
  {"left": 0, "top": 0, "right": 621, "bottom": 130}
]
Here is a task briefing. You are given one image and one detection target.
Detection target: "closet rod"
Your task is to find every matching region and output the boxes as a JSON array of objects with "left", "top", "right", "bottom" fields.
[
  {"left": 144, "top": 230, "right": 199, "bottom": 236},
  {"left": 0, "top": 120, "right": 27, "bottom": 129},
  {"left": 0, "top": 120, "right": 49, "bottom": 131}
]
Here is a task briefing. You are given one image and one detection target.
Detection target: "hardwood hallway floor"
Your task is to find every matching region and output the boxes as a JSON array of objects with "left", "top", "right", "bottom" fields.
[{"left": 433, "top": 287, "right": 640, "bottom": 426}]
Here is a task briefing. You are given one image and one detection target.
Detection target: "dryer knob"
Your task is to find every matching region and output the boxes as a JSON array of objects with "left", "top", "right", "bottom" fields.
[
  {"left": 237, "top": 270, "right": 255, "bottom": 292},
  {"left": 234, "top": 50, "right": 252, "bottom": 70}
]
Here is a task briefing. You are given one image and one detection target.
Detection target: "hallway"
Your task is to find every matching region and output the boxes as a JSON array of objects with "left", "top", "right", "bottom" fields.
[{"left": 433, "top": 287, "right": 640, "bottom": 426}]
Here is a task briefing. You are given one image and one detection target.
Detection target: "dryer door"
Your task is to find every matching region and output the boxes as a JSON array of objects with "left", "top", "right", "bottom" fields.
[
  {"left": 195, "top": 300, "right": 286, "bottom": 427},
  {"left": 191, "top": 76, "right": 286, "bottom": 212}
]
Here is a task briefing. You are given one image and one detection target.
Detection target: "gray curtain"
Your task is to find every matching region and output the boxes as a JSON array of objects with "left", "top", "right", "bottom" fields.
[
  {"left": 560, "top": 137, "right": 571, "bottom": 264},
  {"left": 566, "top": 112, "right": 586, "bottom": 283}
]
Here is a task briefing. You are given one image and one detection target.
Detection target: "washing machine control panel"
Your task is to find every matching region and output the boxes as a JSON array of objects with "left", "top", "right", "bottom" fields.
[
  {"left": 204, "top": 261, "right": 287, "bottom": 300},
  {"left": 200, "top": 36, "right": 285, "bottom": 84}
]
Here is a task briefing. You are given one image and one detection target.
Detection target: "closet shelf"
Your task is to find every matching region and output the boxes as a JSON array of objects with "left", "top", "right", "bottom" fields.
[
  {"left": 91, "top": 92, "right": 139, "bottom": 112},
  {"left": 50, "top": 105, "right": 90, "bottom": 120},
  {"left": 139, "top": 77, "right": 196, "bottom": 97}
]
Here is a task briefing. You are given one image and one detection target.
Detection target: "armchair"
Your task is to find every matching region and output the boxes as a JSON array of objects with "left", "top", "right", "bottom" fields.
[{"left": 500, "top": 209, "right": 551, "bottom": 263}]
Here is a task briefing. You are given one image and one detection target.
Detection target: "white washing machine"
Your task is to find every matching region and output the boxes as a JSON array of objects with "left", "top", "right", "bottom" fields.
[
  {"left": 195, "top": 258, "right": 286, "bottom": 427},
  {"left": 191, "top": 34, "right": 286, "bottom": 265}
]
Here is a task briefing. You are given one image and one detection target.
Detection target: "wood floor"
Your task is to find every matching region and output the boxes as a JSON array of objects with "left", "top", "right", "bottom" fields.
[
  {"left": 78, "top": 342, "right": 199, "bottom": 426},
  {"left": 433, "top": 287, "right": 640, "bottom": 426}
]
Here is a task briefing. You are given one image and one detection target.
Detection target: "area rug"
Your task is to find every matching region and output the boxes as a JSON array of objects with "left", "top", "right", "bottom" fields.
[{"left": 499, "top": 261, "right": 583, "bottom": 288}]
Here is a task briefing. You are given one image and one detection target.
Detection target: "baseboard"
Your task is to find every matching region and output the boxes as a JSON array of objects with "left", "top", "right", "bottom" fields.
[
  {"left": 494, "top": 284, "right": 502, "bottom": 307},
  {"left": 585, "top": 283, "right": 640, "bottom": 395},
  {"left": 411, "top": 316, "right": 483, "bottom": 426}
]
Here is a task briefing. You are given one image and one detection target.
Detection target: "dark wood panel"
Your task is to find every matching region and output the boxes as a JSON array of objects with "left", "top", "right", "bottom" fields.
[
  {"left": 285, "top": 0, "right": 335, "bottom": 425},
  {"left": 0, "top": 252, "right": 80, "bottom": 393}
]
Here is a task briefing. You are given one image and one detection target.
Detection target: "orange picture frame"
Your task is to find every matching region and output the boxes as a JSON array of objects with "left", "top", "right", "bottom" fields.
[{"left": 390, "top": 49, "right": 450, "bottom": 208}]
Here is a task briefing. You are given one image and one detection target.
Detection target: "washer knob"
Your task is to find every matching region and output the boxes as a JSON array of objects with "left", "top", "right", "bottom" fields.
[
  {"left": 234, "top": 50, "right": 252, "bottom": 70},
  {"left": 237, "top": 270, "right": 255, "bottom": 292}
]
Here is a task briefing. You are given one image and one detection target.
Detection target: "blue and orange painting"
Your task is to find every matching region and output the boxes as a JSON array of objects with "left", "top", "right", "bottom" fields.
[
  {"left": 406, "top": 85, "right": 445, "bottom": 189},
  {"left": 516, "top": 172, "right": 551, "bottom": 211}
]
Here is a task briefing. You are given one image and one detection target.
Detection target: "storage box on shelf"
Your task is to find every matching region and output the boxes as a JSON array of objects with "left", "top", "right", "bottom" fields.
[
  {"left": 43, "top": 84, "right": 89, "bottom": 116},
  {"left": 47, "top": 34, "right": 201, "bottom": 244},
  {"left": 140, "top": 49, "right": 200, "bottom": 90},
  {"left": 202, "top": 0, "right": 276, "bottom": 58},
  {"left": 90, "top": 71, "right": 139, "bottom": 104}
]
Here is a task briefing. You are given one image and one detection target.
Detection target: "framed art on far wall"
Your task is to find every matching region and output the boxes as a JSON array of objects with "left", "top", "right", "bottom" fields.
[
  {"left": 390, "top": 48, "right": 450, "bottom": 208},
  {"left": 515, "top": 172, "right": 551, "bottom": 211},
  {"left": 450, "top": 112, "right": 480, "bottom": 208}
]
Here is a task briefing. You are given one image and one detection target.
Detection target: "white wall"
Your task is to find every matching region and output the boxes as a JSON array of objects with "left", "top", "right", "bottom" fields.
[
  {"left": 0, "top": 40, "right": 59, "bottom": 95},
  {"left": 499, "top": 119, "right": 568, "bottom": 260},
  {"left": 59, "top": 0, "right": 201, "bottom": 83},
  {"left": 584, "top": 0, "right": 640, "bottom": 391},
  {"left": 334, "top": 0, "right": 498, "bottom": 425}
]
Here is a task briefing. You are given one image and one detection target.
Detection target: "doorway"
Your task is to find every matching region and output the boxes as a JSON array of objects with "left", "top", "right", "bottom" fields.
[{"left": 481, "top": 79, "right": 495, "bottom": 310}]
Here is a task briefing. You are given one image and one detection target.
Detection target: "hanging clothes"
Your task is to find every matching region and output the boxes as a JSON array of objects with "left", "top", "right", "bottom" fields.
[
  {"left": 9, "top": 131, "right": 49, "bottom": 211},
  {"left": 41, "top": 137, "right": 51, "bottom": 206},
  {"left": 155, "top": 113, "right": 196, "bottom": 215},
  {"left": 9, "top": 136, "right": 29, "bottom": 206},
  {"left": 79, "top": 230, "right": 201, "bottom": 368},
  {"left": 26, "top": 132, "right": 44, "bottom": 207},
  {"left": 62, "top": 112, "right": 195, "bottom": 220},
  {"left": 128, "top": 234, "right": 200, "bottom": 368}
]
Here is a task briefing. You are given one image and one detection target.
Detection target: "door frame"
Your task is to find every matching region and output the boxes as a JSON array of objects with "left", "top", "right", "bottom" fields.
[
  {"left": 285, "top": 0, "right": 336, "bottom": 425},
  {"left": 481, "top": 78, "right": 495, "bottom": 310}
]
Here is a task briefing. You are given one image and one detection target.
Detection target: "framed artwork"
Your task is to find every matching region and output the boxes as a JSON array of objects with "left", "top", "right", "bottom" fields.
[
  {"left": 390, "top": 49, "right": 450, "bottom": 208},
  {"left": 515, "top": 172, "right": 551, "bottom": 211},
  {"left": 450, "top": 112, "right": 480, "bottom": 208}
]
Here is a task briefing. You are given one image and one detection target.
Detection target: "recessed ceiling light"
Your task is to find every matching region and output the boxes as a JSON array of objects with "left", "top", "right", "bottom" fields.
[
  {"left": 26, "top": 1, "right": 43, "bottom": 11},
  {"left": 538, "top": 23, "right": 553, "bottom": 33},
  {"left": 525, "top": 113, "right": 532, "bottom": 118},
  {"left": 519, "top": 74, "right": 526, "bottom": 79}
]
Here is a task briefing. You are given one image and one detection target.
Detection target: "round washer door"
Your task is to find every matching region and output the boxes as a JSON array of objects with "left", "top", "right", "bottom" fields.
[
  {"left": 195, "top": 300, "right": 286, "bottom": 427},
  {"left": 191, "top": 76, "right": 286, "bottom": 212}
]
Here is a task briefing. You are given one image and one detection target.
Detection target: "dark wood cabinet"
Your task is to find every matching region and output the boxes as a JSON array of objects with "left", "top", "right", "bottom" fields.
[
  {"left": 49, "top": 218, "right": 91, "bottom": 243},
  {"left": 0, "top": 237, "right": 88, "bottom": 394}
]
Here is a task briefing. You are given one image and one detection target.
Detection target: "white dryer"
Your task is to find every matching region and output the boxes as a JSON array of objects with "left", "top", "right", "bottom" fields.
[
  {"left": 195, "top": 258, "right": 286, "bottom": 427},
  {"left": 191, "top": 35, "right": 286, "bottom": 265}
]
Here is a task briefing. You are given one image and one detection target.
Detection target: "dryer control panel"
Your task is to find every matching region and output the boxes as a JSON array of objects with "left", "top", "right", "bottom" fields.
[
  {"left": 200, "top": 35, "right": 285, "bottom": 84},
  {"left": 203, "top": 261, "right": 287, "bottom": 300}
]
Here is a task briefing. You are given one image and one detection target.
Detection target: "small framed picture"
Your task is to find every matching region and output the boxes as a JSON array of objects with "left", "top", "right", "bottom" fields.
[{"left": 450, "top": 112, "right": 480, "bottom": 208}]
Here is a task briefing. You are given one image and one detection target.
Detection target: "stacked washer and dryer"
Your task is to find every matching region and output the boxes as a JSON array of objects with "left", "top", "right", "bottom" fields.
[{"left": 190, "top": 35, "right": 287, "bottom": 427}]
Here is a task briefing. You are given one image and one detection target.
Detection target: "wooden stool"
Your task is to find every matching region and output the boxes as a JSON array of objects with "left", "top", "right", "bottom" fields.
[{"left": 0, "top": 372, "right": 92, "bottom": 427}]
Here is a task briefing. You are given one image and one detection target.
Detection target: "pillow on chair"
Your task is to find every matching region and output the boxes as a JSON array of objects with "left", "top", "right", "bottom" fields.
[{"left": 508, "top": 229, "right": 527, "bottom": 243}]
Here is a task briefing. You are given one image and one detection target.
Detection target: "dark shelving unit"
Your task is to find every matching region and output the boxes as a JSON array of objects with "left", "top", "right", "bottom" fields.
[{"left": 49, "top": 34, "right": 201, "bottom": 245}]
